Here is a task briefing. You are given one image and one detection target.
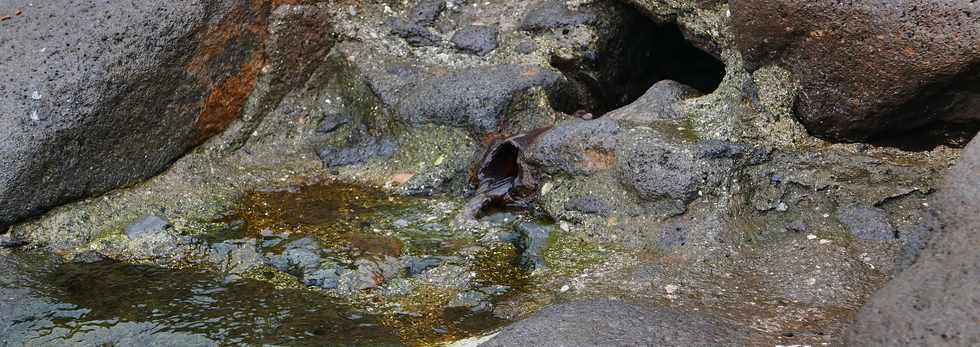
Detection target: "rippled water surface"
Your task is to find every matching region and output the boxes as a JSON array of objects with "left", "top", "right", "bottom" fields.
[{"left": 0, "top": 181, "right": 522, "bottom": 346}]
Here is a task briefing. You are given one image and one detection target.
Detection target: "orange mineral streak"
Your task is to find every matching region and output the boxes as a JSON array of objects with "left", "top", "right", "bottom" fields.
[
  {"left": 188, "top": 1, "right": 275, "bottom": 142},
  {"left": 194, "top": 50, "right": 265, "bottom": 141},
  {"left": 582, "top": 148, "right": 616, "bottom": 172}
]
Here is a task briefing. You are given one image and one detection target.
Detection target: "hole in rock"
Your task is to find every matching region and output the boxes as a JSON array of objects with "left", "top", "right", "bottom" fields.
[
  {"left": 549, "top": 3, "right": 726, "bottom": 116},
  {"left": 864, "top": 64, "right": 979, "bottom": 151},
  {"left": 868, "top": 122, "right": 979, "bottom": 152}
]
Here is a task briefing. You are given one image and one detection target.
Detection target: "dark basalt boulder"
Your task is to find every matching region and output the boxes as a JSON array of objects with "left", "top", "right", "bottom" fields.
[
  {"left": 483, "top": 300, "right": 750, "bottom": 346},
  {"left": 520, "top": 0, "right": 597, "bottom": 32},
  {"left": 0, "top": 0, "right": 320, "bottom": 227},
  {"left": 847, "top": 136, "right": 980, "bottom": 345},
  {"left": 394, "top": 64, "right": 560, "bottom": 135},
  {"left": 732, "top": 0, "right": 980, "bottom": 143},
  {"left": 451, "top": 25, "right": 499, "bottom": 56}
]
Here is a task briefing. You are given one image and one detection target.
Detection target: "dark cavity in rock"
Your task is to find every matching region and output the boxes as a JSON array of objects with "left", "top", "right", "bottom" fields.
[
  {"left": 548, "top": 2, "right": 725, "bottom": 117},
  {"left": 457, "top": 129, "right": 550, "bottom": 223}
]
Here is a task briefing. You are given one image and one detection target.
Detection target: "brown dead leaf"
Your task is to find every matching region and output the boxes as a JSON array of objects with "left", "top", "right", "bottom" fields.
[{"left": 389, "top": 173, "right": 415, "bottom": 185}]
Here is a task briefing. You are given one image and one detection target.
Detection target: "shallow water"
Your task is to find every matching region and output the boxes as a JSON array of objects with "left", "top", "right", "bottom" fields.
[{"left": 1, "top": 180, "right": 525, "bottom": 346}]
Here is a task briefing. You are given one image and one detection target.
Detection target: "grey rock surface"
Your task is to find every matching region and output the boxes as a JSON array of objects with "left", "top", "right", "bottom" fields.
[
  {"left": 527, "top": 118, "right": 621, "bottom": 176},
  {"left": 616, "top": 131, "right": 735, "bottom": 206},
  {"left": 409, "top": 0, "right": 446, "bottom": 26},
  {"left": 0, "top": 234, "right": 28, "bottom": 248},
  {"left": 563, "top": 196, "right": 611, "bottom": 216},
  {"left": 388, "top": 17, "right": 441, "bottom": 47},
  {"left": 514, "top": 223, "right": 551, "bottom": 272},
  {"left": 0, "top": 0, "right": 275, "bottom": 226},
  {"left": 847, "top": 137, "right": 980, "bottom": 346},
  {"left": 394, "top": 64, "right": 560, "bottom": 134},
  {"left": 520, "top": 0, "right": 597, "bottom": 32},
  {"left": 451, "top": 25, "right": 499, "bottom": 56},
  {"left": 607, "top": 80, "right": 702, "bottom": 124},
  {"left": 124, "top": 216, "right": 171, "bottom": 239},
  {"left": 732, "top": 0, "right": 980, "bottom": 142},
  {"left": 837, "top": 205, "right": 896, "bottom": 241},
  {"left": 483, "top": 300, "right": 750, "bottom": 346}
]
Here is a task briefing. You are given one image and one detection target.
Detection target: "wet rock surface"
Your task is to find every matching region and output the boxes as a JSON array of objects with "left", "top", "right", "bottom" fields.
[
  {"left": 513, "top": 223, "right": 551, "bottom": 272},
  {"left": 0, "top": 0, "right": 974, "bottom": 345}
]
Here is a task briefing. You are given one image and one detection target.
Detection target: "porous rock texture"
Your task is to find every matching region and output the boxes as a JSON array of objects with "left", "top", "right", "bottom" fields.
[
  {"left": 483, "top": 300, "right": 750, "bottom": 346},
  {"left": 0, "top": 0, "right": 975, "bottom": 345},
  {"left": 847, "top": 136, "right": 980, "bottom": 346},
  {"left": 732, "top": 0, "right": 980, "bottom": 142},
  {"left": 0, "top": 0, "right": 311, "bottom": 226}
]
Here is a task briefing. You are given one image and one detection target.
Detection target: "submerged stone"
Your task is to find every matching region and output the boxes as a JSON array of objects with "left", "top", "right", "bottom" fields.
[
  {"left": 208, "top": 239, "right": 263, "bottom": 275},
  {"left": 514, "top": 223, "right": 551, "bottom": 272},
  {"left": 71, "top": 250, "right": 107, "bottom": 264},
  {"left": 305, "top": 268, "right": 342, "bottom": 289},
  {"left": 0, "top": 233, "right": 28, "bottom": 248},
  {"left": 407, "top": 256, "right": 445, "bottom": 276},
  {"left": 447, "top": 290, "right": 492, "bottom": 312},
  {"left": 124, "top": 215, "right": 171, "bottom": 239}
]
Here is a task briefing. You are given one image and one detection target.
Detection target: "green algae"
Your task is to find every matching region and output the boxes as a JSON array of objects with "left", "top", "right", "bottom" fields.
[{"left": 541, "top": 230, "right": 611, "bottom": 276}]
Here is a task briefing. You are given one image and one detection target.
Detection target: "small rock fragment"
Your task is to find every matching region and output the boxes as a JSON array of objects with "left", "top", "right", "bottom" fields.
[
  {"left": 410, "top": 0, "right": 445, "bottom": 26},
  {"left": 71, "top": 250, "right": 107, "bottom": 263},
  {"left": 837, "top": 205, "right": 896, "bottom": 240},
  {"left": 514, "top": 223, "right": 551, "bottom": 271},
  {"left": 0, "top": 233, "right": 27, "bottom": 248},
  {"left": 520, "top": 0, "right": 596, "bottom": 32},
  {"left": 317, "top": 113, "right": 351, "bottom": 134},
  {"left": 451, "top": 25, "right": 498, "bottom": 56},
  {"left": 515, "top": 40, "right": 537, "bottom": 54},
  {"left": 564, "top": 196, "right": 611, "bottom": 216},
  {"left": 447, "top": 290, "right": 491, "bottom": 312},
  {"left": 387, "top": 17, "right": 441, "bottom": 47},
  {"left": 124, "top": 215, "right": 171, "bottom": 239}
]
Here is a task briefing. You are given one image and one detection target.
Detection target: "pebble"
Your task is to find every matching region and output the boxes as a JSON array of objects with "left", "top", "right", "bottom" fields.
[
  {"left": 0, "top": 233, "right": 28, "bottom": 248},
  {"left": 124, "top": 215, "right": 171, "bottom": 239}
]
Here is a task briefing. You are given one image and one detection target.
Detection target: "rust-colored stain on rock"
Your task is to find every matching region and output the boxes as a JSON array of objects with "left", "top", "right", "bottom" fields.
[
  {"left": 188, "top": 1, "right": 274, "bottom": 142},
  {"left": 583, "top": 149, "right": 615, "bottom": 172},
  {"left": 195, "top": 50, "right": 265, "bottom": 140}
]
